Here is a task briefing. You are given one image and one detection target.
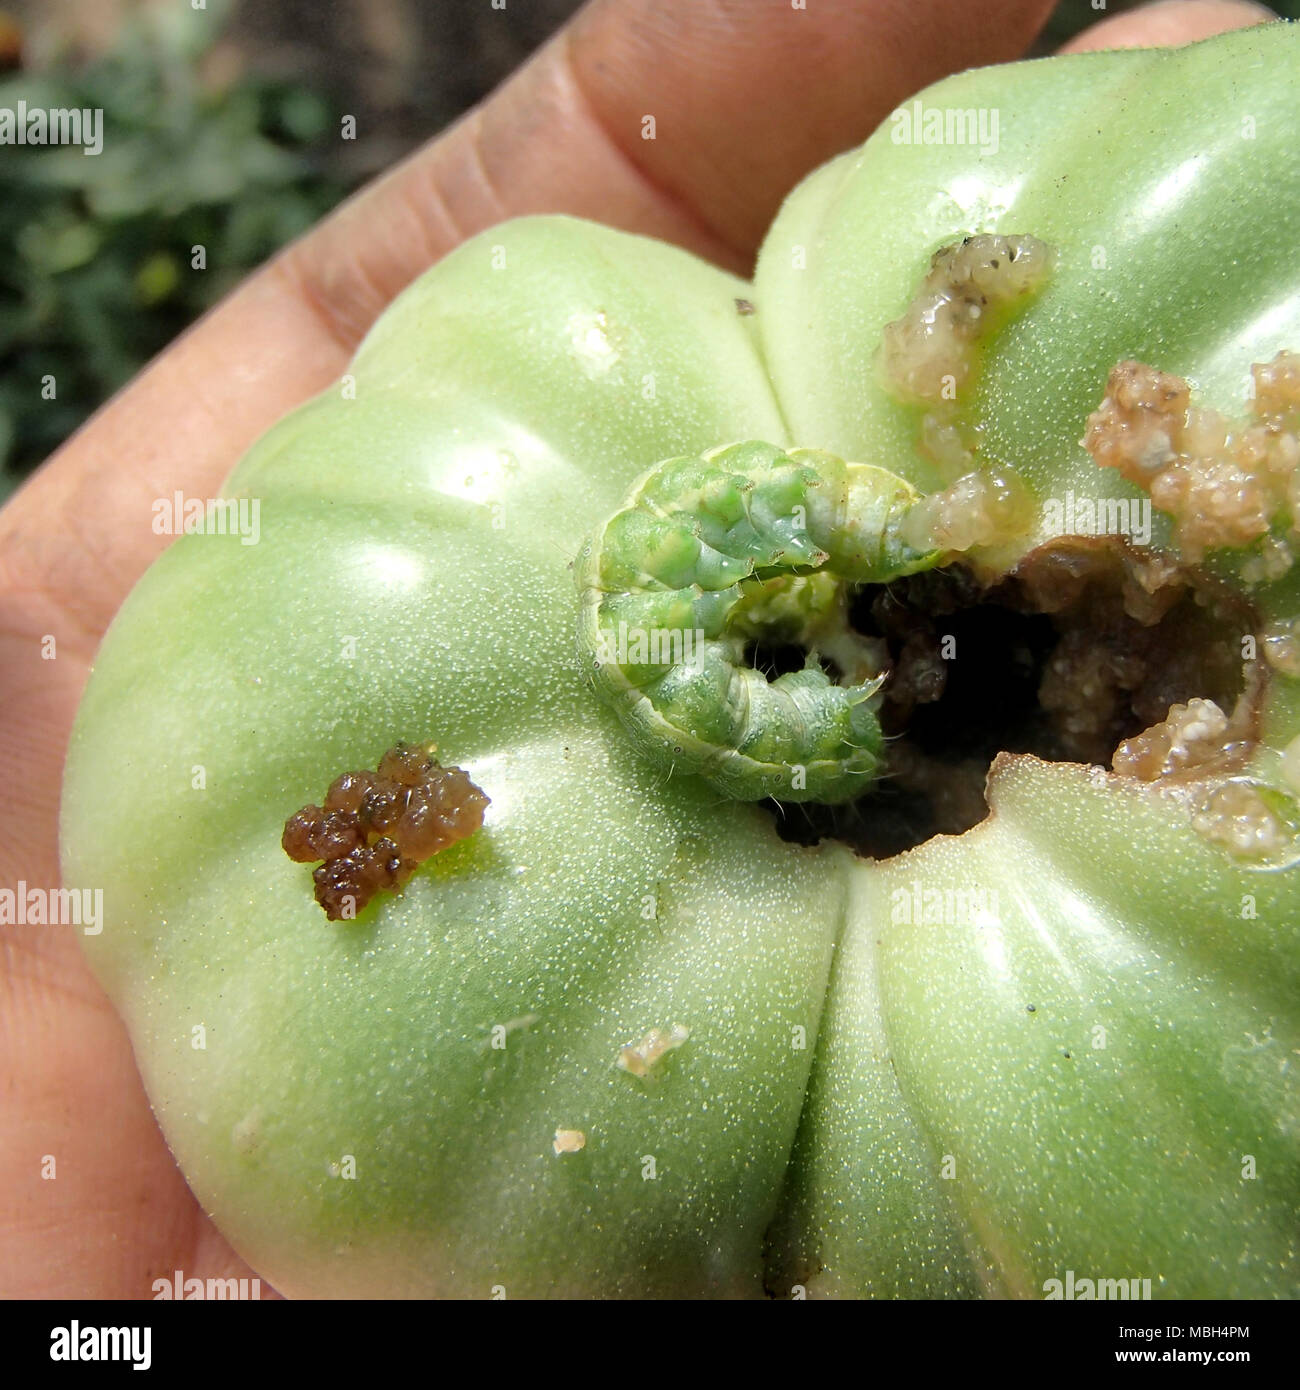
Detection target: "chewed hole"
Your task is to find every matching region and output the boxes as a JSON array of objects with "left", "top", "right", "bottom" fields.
[{"left": 764, "top": 535, "right": 1266, "bottom": 859}]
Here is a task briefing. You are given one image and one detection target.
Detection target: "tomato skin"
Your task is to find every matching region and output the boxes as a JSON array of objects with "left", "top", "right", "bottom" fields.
[{"left": 63, "top": 26, "right": 1300, "bottom": 1297}]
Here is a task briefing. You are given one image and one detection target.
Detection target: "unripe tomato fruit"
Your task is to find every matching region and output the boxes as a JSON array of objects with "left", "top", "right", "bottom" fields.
[{"left": 62, "top": 25, "right": 1300, "bottom": 1298}]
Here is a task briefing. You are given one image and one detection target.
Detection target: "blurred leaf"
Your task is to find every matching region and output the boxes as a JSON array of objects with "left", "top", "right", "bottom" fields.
[
  {"left": 16, "top": 213, "right": 101, "bottom": 272},
  {"left": 133, "top": 250, "right": 181, "bottom": 306}
]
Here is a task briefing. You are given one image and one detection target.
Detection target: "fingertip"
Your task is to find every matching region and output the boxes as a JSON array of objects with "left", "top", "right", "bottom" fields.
[{"left": 1060, "top": 0, "right": 1279, "bottom": 54}]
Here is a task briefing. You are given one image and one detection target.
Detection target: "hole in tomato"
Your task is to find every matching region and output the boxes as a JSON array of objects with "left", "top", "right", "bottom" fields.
[{"left": 759, "top": 535, "right": 1266, "bottom": 858}]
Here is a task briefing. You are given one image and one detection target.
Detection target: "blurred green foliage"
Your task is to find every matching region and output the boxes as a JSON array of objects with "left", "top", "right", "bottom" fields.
[{"left": 0, "top": 0, "right": 348, "bottom": 496}]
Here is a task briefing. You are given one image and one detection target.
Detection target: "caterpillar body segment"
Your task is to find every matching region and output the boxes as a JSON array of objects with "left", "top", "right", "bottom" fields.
[{"left": 576, "top": 441, "right": 941, "bottom": 803}]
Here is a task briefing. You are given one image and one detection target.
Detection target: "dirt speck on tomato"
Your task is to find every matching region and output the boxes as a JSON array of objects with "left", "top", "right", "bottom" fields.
[
  {"left": 552, "top": 1129, "right": 586, "bottom": 1156},
  {"left": 617, "top": 1024, "right": 690, "bottom": 1078}
]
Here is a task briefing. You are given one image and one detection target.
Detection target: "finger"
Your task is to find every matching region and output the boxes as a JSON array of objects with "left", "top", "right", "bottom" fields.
[
  {"left": 0, "top": 948, "right": 265, "bottom": 1296},
  {"left": 1060, "top": 0, "right": 1276, "bottom": 52},
  {"left": 561, "top": 0, "right": 1058, "bottom": 267},
  {"left": 235, "top": 0, "right": 1060, "bottom": 344}
]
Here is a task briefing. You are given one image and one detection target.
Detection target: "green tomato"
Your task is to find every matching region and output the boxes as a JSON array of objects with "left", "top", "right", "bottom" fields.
[{"left": 62, "top": 25, "right": 1300, "bottom": 1298}]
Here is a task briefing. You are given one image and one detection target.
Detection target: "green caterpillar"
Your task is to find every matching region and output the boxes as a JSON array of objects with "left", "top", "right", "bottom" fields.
[{"left": 575, "top": 441, "right": 941, "bottom": 803}]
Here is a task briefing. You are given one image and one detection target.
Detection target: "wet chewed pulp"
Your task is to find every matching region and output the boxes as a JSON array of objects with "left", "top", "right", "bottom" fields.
[
  {"left": 283, "top": 742, "right": 488, "bottom": 919},
  {"left": 881, "top": 233, "right": 1053, "bottom": 553},
  {"left": 1083, "top": 354, "right": 1300, "bottom": 568}
]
